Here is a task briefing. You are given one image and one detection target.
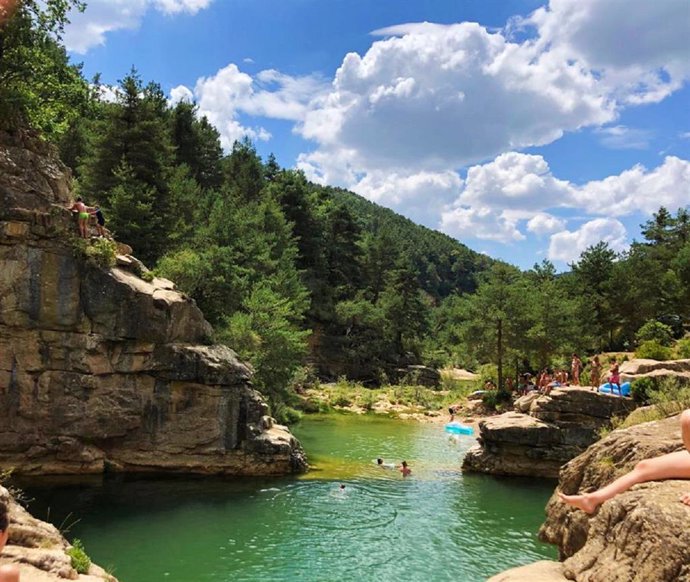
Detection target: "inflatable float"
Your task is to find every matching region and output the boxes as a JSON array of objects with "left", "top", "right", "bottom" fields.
[
  {"left": 444, "top": 422, "right": 474, "bottom": 436},
  {"left": 598, "top": 381, "right": 631, "bottom": 397}
]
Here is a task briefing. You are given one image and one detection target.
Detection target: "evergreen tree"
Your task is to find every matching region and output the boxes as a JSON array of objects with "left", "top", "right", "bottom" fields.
[{"left": 0, "top": 0, "right": 89, "bottom": 137}]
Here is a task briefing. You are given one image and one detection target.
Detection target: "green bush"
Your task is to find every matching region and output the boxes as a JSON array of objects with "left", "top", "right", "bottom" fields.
[
  {"left": 635, "top": 340, "right": 673, "bottom": 361},
  {"left": 67, "top": 539, "right": 91, "bottom": 574},
  {"left": 272, "top": 403, "right": 302, "bottom": 425},
  {"left": 636, "top": 320, "right": 673, "bottom": 347},
  {"left": 631, "top": 377, "right": 657, "bottom": 404},
  {"left": 647, "top": 377, "right": 690, "bottom": 418},
  {"left": 84, "top": 238, "right": 117, "bottom": 269},
  {"left": 140, "top": 269, "right": 155, "bottom": 282},
  {"left": 675, "top": 338, "right": 690, "bottom": 359}
]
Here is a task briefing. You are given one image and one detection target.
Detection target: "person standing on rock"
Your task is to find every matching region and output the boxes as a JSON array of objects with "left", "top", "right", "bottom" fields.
[
  {"left": 0, "top": 501, "right": 20, "bottom": 582},
  {"left": 589, "top": 355, "right": 602, "bottom": 391},
  {"left": 608, "top": 358, "right": 621, "bottom": 395},
  {"left": 571, "top": 353, "right": 583, "bottom": 386},
  {"left": 67, "top": 197, "right": 90, "bottom": 239},
  {"left": 559, "top": 409, "right": 690, "bottom": 513},
  {"left": 89, "top": 206, "right": 106, "bottom": 237}
]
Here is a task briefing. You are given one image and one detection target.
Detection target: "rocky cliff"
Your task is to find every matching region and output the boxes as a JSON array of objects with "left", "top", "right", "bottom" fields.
[
  {"left": 462, "top": 388, "right": 636, "bottom": 478},
  {"left": 490, "top": 414, "right": 690, "bottom": 582},
  {"left": 538, "top": 413, "right": 689, "bottom": 581},
  {"left": 0, "top": 128, "right": 307, "bottom": 476},
  {"left": 0, "top": 485, "right": 118, "bottom": 581}
]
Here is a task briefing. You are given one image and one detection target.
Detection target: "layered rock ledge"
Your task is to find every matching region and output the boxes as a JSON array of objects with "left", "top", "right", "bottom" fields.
[
  {"left": 0, "top": 128, "right": 306, "bottom": 476},
  {"left": 462, "top": 388, "right": 636, "bottom": 478},
  {"left": 0, "top": 486, "right": 117, "bottom": 581},
  {"left": 620, "top": 357, "right": 690, "bottom": 383}
]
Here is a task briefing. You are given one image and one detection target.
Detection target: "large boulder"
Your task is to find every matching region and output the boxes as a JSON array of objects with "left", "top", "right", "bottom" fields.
[
  {"left": 462, "top": 388, "right": 636, "bottom": 478},
  {"left": 0, "top": 128, "right": 307, "bottom": 476},
  {"left": 539, "top": 414, "right": 690, "bottom": 581}
]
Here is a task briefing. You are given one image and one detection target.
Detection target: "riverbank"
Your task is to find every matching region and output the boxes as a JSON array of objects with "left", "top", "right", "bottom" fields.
[{"left": 295, "top": 371, "right": 489, "bottom": 424}]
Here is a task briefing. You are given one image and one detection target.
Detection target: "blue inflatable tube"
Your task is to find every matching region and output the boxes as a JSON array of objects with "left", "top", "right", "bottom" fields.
[
  {"left": 598, "top": 382, "right": 631, "bottom": 397},
  {"left": 445, "top": 422, "right": 474, "bottom": 435}
]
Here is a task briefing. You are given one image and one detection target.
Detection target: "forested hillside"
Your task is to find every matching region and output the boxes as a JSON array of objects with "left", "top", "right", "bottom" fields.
[{"left": 2, "top": 1, "right": 688, "bottom": 421}]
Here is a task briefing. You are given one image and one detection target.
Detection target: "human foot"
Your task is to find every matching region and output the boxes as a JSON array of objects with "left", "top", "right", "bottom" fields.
[
  {"left": 680, "top": 492, "right": 690, "bottom": 506},
  {"left": 558, "top": 491, "right": 598, "bottom": 514}
]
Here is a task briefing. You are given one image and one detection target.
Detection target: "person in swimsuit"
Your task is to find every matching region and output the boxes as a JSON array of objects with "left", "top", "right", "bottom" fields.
[
  {"left": 571, "top": 353, "right": 582, "bottom": 386},
  {"left": 589, "top": 355, "right": 602, "bottom": 391},
  {"left": 399, "top": 461, "right": 411, "bottom": 477},
  {"left": 559, "top": 410, "right": 690, "bottom": 513},
  {"left": 90, "top": 206, "right": 106, "bottom": 237},
  {"left": 68, "top": 197, "right": 90, "bottom": 239},
  {"left": 608, "top": 358, "right": 620, "bottom": 395}
]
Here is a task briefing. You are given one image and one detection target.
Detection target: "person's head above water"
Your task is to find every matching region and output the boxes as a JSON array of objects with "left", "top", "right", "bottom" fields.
[
  {"left": 377, "top": 458, "right": 383, "bottom": 465},
  {"left": 401, "top": 461, "right": 408, "bottom": 468}
]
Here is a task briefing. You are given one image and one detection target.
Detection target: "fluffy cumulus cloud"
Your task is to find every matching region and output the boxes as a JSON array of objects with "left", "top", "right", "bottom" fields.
[
  {"left": 64, "top": 0, "right": 214, "bottom": 53},
  {"left": 174, "top": 64, "right": 327, "bottom": 149},
  {"left": 548, "top": 218, "right": 629, "bottom": 263},
  {"left": 524, "top": 0, "right": 690, "bottom": 104},
  {"left": 437, "top": 153, "right": 690, "bottom": 244},
  {"left": 527, "top": 213, "right": 566, "bottom": 235},
  {"left": 298, "top": 21, "right": 613, "bottom": 173},
  {"left": 440, "top": 207, "right": 525, "bottom": 243},
  {"left": 573, "top": 156, "right": 690, "bottom": 216}
]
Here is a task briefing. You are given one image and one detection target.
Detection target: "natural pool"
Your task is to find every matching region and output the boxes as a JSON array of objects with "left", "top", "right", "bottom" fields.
[{"left": 22, "top": 415, "right": 557, "bottom": 581}]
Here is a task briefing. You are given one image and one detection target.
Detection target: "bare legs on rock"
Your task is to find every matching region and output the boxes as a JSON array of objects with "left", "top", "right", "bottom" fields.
[{"left": 559, "top": 410, "right": 690, "bottom": 513}]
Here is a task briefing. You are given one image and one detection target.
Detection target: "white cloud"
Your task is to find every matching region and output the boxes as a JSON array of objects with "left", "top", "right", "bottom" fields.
[
  {"left": 64, "top": 0, "right": 214, "bottom": 53},
  {"left": 595, "top": 125, "right": 652, "bottom": 150},
  {"left": 440, "top": 206, "right": 525, "bottom": 243},
  {"left": 185, "top": 64, "right": 326, "bottom": 149},
  {"left": 437, "top": 153, "right": 690, "bottom": 244},
  {"left": 168, "top": 84, "right": 195, "bottom": 106},
  {"left": 527, "top": 213, "right": 566, "bottom": 235},
  {"left": 573, "top": 156, "right": 690, "bottom": 216},
  {"left": 524, "top": 0, "right": 690, "bottom": 104},
  {"left": 548, "top": 218, "right": 628, "bottom": 262},
  {"left": 352, "top": 170, "right": 462, "bottom": 228},
  {"left": 298, "top": 21, "right": 613, "bottom": 173},
  {"left": 458, "top": 152, "right": 574, "bottom": 211}
]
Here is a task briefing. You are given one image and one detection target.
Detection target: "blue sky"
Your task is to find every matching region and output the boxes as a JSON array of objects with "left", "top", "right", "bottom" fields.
[{"left": 64, "top": 0, "right": 690, "bottom": 269}]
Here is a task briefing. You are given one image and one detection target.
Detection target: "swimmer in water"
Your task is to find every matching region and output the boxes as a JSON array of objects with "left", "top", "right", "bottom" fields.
[
  {"left": 376, "top": 458, "right": 396, "bottom": 469},
  {"left": 399, "top": 461, "right": 412, "bottom": 477}
]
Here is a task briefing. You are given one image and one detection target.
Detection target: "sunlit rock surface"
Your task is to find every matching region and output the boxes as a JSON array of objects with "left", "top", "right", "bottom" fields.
[{"left": 0, "top": 128, "right": 306, "bottom": 476}]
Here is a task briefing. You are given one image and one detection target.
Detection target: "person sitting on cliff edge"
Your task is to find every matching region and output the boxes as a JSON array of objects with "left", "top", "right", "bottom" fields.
[
  {"left": 0, "top": 501, "right": 20, "bottom": 582},
  {"left": 559, "top": 409, "right": 690, "bottom": 513}
]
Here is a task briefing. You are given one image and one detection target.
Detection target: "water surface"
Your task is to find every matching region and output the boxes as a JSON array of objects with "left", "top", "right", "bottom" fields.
[{"left": 23, "top": 414, "right": 557, "bottom": 581}]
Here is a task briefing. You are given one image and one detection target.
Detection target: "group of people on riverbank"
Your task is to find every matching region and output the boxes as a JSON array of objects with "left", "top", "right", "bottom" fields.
[{"left": 513, "top": 354, "right": 622, "bottom": 396}]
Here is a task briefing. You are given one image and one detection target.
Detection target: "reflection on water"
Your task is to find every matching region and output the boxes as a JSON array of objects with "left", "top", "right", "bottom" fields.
[{"left": 21, "top": 415, "right": 557, "bottom": 582}]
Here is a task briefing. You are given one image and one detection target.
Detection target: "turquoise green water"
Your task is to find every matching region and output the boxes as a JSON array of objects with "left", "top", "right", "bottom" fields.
[{"left": 23, "top": 415, "right": 557, "bottom": 582}]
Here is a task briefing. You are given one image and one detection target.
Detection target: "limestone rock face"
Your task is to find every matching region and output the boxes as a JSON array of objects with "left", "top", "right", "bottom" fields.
[
  {"left": 620, "top": 358, "right": 690, "bottom": 383},
  {"left": 462, "top": 388, "right": 636, "bottom": 478},
  {"left": 538, "top": 415, "right": 689, "bottom": 582},
  {"left": 0, "top": 486, "right": 117, "bottom": 581},
  {"left": 0, "top": 128, "right": 307, "bottom": 476}
]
